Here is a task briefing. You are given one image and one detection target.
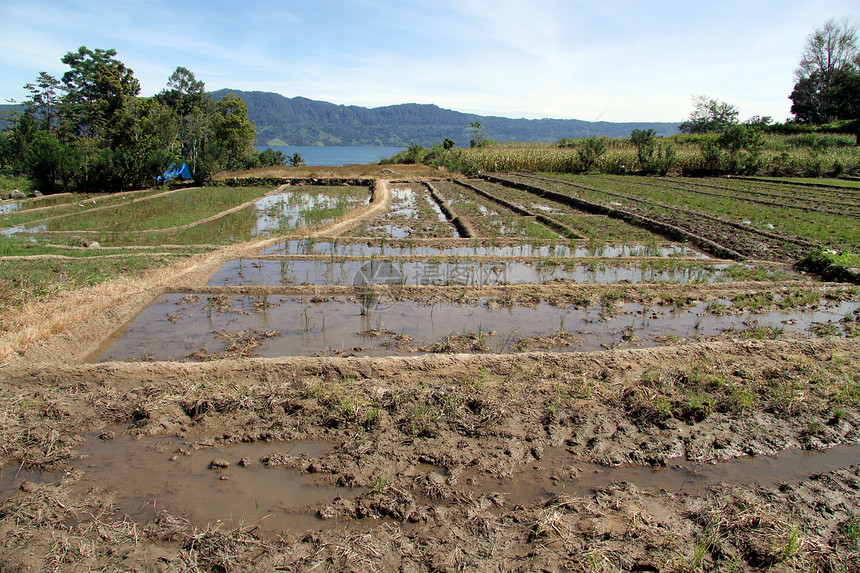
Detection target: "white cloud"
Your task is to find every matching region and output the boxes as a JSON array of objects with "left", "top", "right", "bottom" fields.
[{"left": 1, "top": 0, "right": 856, "bottom": 122}]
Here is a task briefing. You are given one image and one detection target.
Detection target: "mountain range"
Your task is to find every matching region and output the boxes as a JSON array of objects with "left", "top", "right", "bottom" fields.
[
  {"left": 0, "top": 91, "right": 680, "bottom": 148},
  {"left": 210, "top": 89, "right": 680, "bottom": 148}
]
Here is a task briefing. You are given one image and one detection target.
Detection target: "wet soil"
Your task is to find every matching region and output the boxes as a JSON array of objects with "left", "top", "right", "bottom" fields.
[{"left": 2, "top": 177, "right": 860, "bottom": 571}]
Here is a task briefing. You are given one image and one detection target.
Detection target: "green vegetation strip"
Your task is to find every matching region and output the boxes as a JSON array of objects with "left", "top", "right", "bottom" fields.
[
  {"left": 467, "top": 179, "right": 665, "bottom": 243},
  {"left": 798, "top": 250, "right": 860, "bottom": 284},
  {"left": 546, "top": 174, "right": 855, "bottom": 248},
  {"left": 735, "top": 176, "right": 860, "bottom": 190},
  {"left": 36, "top": 186, "right": 272, "bottom": 232},
  {"left": 0, "top": 255, "right": 185, "bottom": 318},
  {"left": 0, "top": 188, "right": 171, "bottom": 229},
  {"left": 483, "top": 174, "right": 744, "bottom": 260},
  {"left": 453, "top": 179, "right": 580, "bottom": 240}
]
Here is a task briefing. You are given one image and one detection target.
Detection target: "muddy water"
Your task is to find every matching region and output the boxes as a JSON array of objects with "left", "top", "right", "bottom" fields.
[
  {"left": 251, "top": 192, "right": 368, "bottom": 234},
  {"left": 360, "top": 224, "right": 412, "bottom": 239},
  {"left": 69, "top": 432, "right": 356, "bottom": 532},
  {"left": 89, "top": 295, "right": 859, "bottom": 361},
  {"left": 0, "top": 463, "right": 50, "bottom": 502},
  {"left": 260, "top": 240, "right": 708, "bottom": 258},
  {"left": 0, "top": 202, "right": 23, "bottom": 215},
  {"left": 2, "top": 435, "right": 857, "bottom": 535},
  {"left": 463, "top": 444, "right": 860, "bottom": 505},
  {"left": 208, "top": 259, "right": 755, "bottom": 287},
  {"left": 387, "top": 187, "right": 418, "bottom": 218},
  {"left": 1, "top": 223, "right": 47, "bottom": 237}
]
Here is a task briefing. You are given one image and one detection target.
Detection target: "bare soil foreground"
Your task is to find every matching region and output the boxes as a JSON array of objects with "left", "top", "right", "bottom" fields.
[{"left": 1, "top": 176, "right": 860, "bottom": 572}]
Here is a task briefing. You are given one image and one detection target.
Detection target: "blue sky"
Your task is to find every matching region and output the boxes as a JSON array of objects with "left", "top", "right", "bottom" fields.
[{"left": 1, "top": 1, "right": 856, "bottom": 123}]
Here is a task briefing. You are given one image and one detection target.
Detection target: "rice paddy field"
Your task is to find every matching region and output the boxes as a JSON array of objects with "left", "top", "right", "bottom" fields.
[{"left": 1, "top": 168, "right": 859, "bottom": 571}]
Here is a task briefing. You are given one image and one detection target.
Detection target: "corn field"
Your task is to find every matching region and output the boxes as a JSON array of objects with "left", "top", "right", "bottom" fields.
[{"left": 456, "top": 135, "right": 860, "bottom": 176}]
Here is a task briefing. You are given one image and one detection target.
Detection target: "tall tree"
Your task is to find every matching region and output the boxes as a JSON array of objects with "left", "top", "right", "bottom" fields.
[
  {"left": 159, "top": 66, "right": 207, "bottom": 117},
  {"left": 59, "top": 46, "right": 140, "bottom": 141},
  {"left": 830, "top": 66, "right": 860, "bottom": 143},
  {"left": 213, "top": 93, "right": 256, "bottom": 169},
  {"left": 791, "top": 17, "right": 859, "bottom": 123},
  {"left": 678, "top": 96, "right": 739, "bottom": 134},
  {"left": 23, "top": 72, "right": 62, "bottom": 132}
]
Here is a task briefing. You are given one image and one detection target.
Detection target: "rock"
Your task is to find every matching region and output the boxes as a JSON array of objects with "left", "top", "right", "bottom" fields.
[
  {"left": 33, "top": 190, "right": 43, "bottom": 197},
  {"left": 20, "top": 481, "right": 38, "bottom": 493},
  {"left": 99, "top": 430, "right": 116, "bottom": 440},
  {"left": 88, "top": 241, "right": 100, "bottom": 248},
  {"left": 210, "top": 458, "right": 231, "bottom": 469},
  {"left": 9, "top": 189, "right": 25, "bottom": 200}
]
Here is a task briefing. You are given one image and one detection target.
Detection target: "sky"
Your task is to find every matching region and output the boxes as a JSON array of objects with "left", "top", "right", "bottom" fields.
[{"left": 1, "top": 1, "right": 857, "bottom": 124}]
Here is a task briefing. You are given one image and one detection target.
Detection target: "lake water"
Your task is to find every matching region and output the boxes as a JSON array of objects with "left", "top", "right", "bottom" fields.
[{"left": 255, "top": 146, "right": 406, "bottom": 166}]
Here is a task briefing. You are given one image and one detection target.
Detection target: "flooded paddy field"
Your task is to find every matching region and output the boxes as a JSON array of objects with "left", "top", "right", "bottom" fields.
[
  {"left": 3, "top": 177, "right": 860, "bottom": 571},
  {"left": 260, "top": 237, "right": 709, "bottom": 258},
  {"left": 207, "top": 257, "right": 798, "bottom": 287},
  {"left": 355, "top": 184, "right": 460, "bottom": 239},
  {"left": 90, "top": 293, "right": 859, "bottom": 361},
  {"left": 0, "top": 184, "right": 371, "bottom": 245}
]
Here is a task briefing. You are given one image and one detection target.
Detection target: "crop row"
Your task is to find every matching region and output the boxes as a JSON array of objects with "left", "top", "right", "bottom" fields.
[
  {"left": 456, "top": 141, "right": 860, "bottom": 177},
  {"left": 0, "top": 187, "right": 172, "bottom": 229},
  {"left": 630, "top": 178, "right": 860, "bottom": 218},
  {"left": 515, "top": 174, "right": 859, "bottom": 251},
  {"left": 460, "top": 179, "right": 668, "bottom": 244}
]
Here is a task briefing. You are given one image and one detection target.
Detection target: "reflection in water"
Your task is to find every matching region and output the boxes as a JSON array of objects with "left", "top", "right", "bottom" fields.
[
  {"left": 208, "top": 258, "right": 775, "bottom": 287},
  {"left": 463, "top": 444, "right": 860, "bottom": 505},
  {"left": 90, "top": 294, "right": 859, "bottom": 362},
  {"left": 2, "top": 432, "right": 856, "bottom": 534},
  {"left": 69, "top": 432, "right": 356, "bottom": 533},
  {"left": 261, "top": 240, "right": 709, "bottom": 258}
]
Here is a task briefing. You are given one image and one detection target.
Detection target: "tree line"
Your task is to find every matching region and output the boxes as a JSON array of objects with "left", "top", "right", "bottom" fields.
[
  {"left": 0, "top": 47, "right": 280, "bottom": 192},
  {"left": 679, "top": 17, "right": 860, "bottom": 143}
]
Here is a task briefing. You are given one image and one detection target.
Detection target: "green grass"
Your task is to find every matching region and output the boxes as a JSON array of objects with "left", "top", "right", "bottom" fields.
[
  {"left": 741, "top": 176, "right": 860, "bottom": 188},
  {"left": 0, "top": 188, "right": 168, "bottom": 228},
  {"left": 797, "top": 249, "right": 860, "bottom": 283},
  {"left": 0, "top": 236, "right": 209, "bottom": 257},
  {"left": 36, "top": 186, "right": 270, "bottom": 232},
  {"left": 544, "top": 173, "right": 860, "bottom": 248},
  {"left": 3, "top": 185, "right": 370, "bottom": 247},
  {"left": 0, "top": 254, "right": 185, "bottom": 318}
]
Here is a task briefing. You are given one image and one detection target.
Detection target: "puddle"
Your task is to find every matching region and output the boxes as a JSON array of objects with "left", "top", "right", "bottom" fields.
[
  {"left": 0, "top": 463, "right": 52, "bottom": 502},
  {"left": 1, "top": 223, "right": 47, "bottom": 237},
  {"left": 67, "top": 432, "right": 356, "bottom": 533},
  {"left": 462, "top": 444, "right": 860, "bottom": 505},
  {"left": 474, "top": 204, "right": 498, "bottom": 217},
  {"left": 208, "top": 259, "right": 771, "bottom": 287},
  {"left": 387, "top": 188, "right": 418, "bottom": 218},
  {"left": 361, "top": 224, "right": 412, "bottom": 239},
  {"left": 260, "top": 240, "right": 708, "bottom": 258},
  {"left": 427, "top": 192, "right": 449, "bottom": 222},
  {"left": 89, "top": 295, "right": 859, "bottom": 361},
  {"left": 530, "top": 203, "right": 563, "bottom": 214},
  {"left": 0, "top": 202, "right": 23, "bottom": 215},
  {"left": 3, "top": 434, "right": 857, "bottom": 534},
  {"left": 250, "top": 192, "right": 368, "bottom": 234}
]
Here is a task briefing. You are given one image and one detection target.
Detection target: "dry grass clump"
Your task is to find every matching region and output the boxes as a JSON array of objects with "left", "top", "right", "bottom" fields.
[{"left": 689, "top": 489, "right": 812, "bottom": 570}]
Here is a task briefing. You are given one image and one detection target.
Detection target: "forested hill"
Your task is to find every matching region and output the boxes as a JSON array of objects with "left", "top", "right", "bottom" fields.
[{"left": 210, "top": 89, "right": 679, "bottom": 147}]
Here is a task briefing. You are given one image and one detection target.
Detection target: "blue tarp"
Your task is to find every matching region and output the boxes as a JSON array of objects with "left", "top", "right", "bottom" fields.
[{"left": 160, "top": 163, "right": 192, "bottom": 182}]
